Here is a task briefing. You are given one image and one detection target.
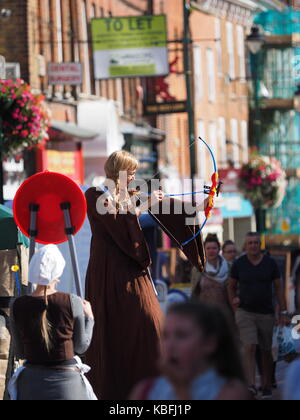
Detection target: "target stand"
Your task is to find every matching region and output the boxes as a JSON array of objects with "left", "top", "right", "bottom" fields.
[{"left": 14, "top": 172, "right": 87, "bottom": 298}]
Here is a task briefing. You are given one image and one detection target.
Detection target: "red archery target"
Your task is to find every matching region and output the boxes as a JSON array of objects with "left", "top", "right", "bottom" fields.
[{"left": 13, "top": 172, "right": 87, "bottom": 244}]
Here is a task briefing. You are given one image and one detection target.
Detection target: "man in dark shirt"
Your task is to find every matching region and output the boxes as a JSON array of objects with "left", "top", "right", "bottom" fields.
[{"left": 228, "top": 232, "right": 288, "bottom": 400}]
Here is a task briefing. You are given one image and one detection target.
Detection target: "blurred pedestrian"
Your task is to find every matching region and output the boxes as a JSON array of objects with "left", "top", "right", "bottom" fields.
[
  {"left": 9, "top": 245, "right": 96, "bottom": 400},
  {"left": 283, "top": 357, "right": 300, "bottom": 400},
  {"left": 85, "top": 150, "right": 163, "bottom": 400},
  {"left": 131, "top": 302, "right": 250, "bottom": 400},
  {"left": 191, "top": 234, "right": 230, "bottom": 311},
  {"left": 228, "top": 232, "right": 288, "bottom": 399},
  {"left": 222, "top": 240, "right": 239, "bottom": 267},
  {"left": 295, "top": 260, "right": 300, "bottom": 313},
  {"left": 175, "top": 250, "right": 193, "bottom": 285}
]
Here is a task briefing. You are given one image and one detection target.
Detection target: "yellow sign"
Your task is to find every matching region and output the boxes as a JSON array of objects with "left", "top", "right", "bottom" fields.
[
  {"left": 91, "top": 15, "right": 169, "bottom": 79},
  {"left": 144, "top": 101, "right": 187, "bottom": 115},
  {"left": 46, "top": 151, "right": 76, "bottom": 176},
  {"left": 281, "top": 218, "right": 291, "bottom": 233}
]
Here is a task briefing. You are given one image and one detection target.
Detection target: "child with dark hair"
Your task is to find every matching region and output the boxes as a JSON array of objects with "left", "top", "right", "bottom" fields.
[
  {"left": 222, "top": 240, "right": 239, "bottom": 266},
  {"left": 131, "top": 302, "right": 250, "bottom": 400}
]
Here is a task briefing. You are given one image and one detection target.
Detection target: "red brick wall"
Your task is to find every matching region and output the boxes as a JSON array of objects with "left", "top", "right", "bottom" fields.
[{"left": 0, "top": 0, "right": 31, "bottom": 83}]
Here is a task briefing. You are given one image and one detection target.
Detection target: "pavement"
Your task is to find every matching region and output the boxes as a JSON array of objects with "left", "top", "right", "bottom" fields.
[{"left": 258, "top": 340, "right": 300, "bottom": 401}]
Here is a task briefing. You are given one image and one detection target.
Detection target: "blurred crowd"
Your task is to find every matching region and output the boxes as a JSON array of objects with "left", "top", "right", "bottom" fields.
[{"left": 7, "top": 231, "right": 300, "bottom": 401}]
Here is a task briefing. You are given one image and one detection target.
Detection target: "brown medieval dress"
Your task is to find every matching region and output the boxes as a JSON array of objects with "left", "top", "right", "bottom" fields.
[{"left": 85, "top": 188, "right": 162, "bottom": 400}]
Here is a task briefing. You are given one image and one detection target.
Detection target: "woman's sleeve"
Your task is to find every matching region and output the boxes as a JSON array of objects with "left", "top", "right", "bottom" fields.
[
  {"left": 9, "top": 299, "right": 25, "bottom": 360},
  {"left": 71, "top": 295, "right": 95, "bottom": 355},
  {"left": 86, "top": 188, "right": 151, "bottom": 269}
]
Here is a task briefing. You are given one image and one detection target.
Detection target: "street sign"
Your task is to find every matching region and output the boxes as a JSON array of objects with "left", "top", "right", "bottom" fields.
[
  {"left": 144, "top": 101, "right": 187, "bottom": 115},
  {"left": 91, "top": 15, "right": 169, "bottom": 79},
  {"left": 0, "top": 55, "right": 6, "bottom": 79},
  {"left": 48, "top": 62, "right": 82, "bottom": 86}
]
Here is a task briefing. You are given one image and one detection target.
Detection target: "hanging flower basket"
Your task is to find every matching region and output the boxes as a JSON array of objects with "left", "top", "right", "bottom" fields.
[
  {"left": 0, "top": 79, "right": 50, "bottom": 157},
  {"left": 238, "top": 154, "right": 287, "bottom": 210}
]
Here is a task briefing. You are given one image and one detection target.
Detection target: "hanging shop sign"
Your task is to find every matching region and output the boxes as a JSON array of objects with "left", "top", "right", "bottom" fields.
[
  {"left": 91, "top": 15, "right": 169, "bottom": 79},
  {"left": 144, "top": 101, "right": 187, "bottom": 115},
  {"left": 36, "top": 149, "right": 84, "bottom": 185},
  {"left": 48, "top": 63, "right": 82, "bottom": 86}
]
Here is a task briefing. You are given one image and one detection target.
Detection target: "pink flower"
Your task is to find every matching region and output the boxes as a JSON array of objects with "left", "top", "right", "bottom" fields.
[
  {"left": 267, "top": 174, "right": 278, "bottom": 182},
  {"left": 20, "top": 130, "right": 29, "bottom": 138}
]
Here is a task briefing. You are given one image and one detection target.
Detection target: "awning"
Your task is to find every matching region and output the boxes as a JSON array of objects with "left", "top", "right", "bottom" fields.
[
  {"left": 220, "top": 193, "right": 254, "bottom": 219},
  {"left": 0, "top": 204, "right": 29, "bottom": 250},
  {"left": 49, "top": 120, "right": 100, "bottom": 142},
  {"left": 0, "top": 205, "right": 13, "bottom": 220},
  {"left": 121, "top": 122, "right": 166, "bottom": 143},
  {"left": 77, "top": 100, "right": 125, "bottom": 158}
]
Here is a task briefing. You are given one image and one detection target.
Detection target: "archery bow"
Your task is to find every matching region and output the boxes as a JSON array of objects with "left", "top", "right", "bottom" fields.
[{"left": 181, "top": 137, "right": 221, "bottom": 247}]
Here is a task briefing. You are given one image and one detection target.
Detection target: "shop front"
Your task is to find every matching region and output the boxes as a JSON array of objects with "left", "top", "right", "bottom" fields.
[
  {"left": 121, "top": 122, "right": 165, "bottom": 182},
  {"left": 219, "top": 169, "right": 255, "bottom": 250}
]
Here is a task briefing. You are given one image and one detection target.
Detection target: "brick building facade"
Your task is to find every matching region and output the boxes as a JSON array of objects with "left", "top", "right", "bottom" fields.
[
  {"left": 0, "top": 0, "right": 260, "bottom": 181},
  {"left": 0, "top": 0, "right": 167, "bottom": 188},
  {"left": 0, "top": 0, "right": 283, "bottom": 241}
]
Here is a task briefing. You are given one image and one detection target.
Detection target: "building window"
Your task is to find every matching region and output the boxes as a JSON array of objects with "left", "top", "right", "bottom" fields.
[
  {"left": 197, "top": 120, "right": 207, "bottom": 179},
  {"left": 81, "top": 0, "right": 91, "bottom": 95},
  {"left": 237, "top": 25, "right": 246, "bottom": 80},
  {"left": 218, "top": 117, "right": 227, "bottom": 168},
  {"left": 89, "top": 3, "right": 99, "bottom": 96},
  {"left": 241, "top": 121, "right": 248, "bottom": 164},
  {"left": 206, "top": 48, "right": 216, "bottom": 103},
  {"left": 38, "top": 0, "right": 52, "bottom": 92},
  {"left": 56, "top": 0, "right": 63, "bottom": 62},
  {"left": 209, "top": 121, "right": 218, "bottom": 169},
  {"left": 91, "top": 3, "right": 97, "bottom": 18},
  {"left": 230, "top": 119, "right": 240, "bottom": 168},
  {"left": 116, "top": 79, "right": 124, "bottom": 115},
  {"left": 226, "top": 22, "right": 235, "bottom": 80},
  {"left": 193, "top": 44, "right": 203, "bottom": 104},
  {"left": 215, "top": 18, "right": 222, "bottom": 76}
]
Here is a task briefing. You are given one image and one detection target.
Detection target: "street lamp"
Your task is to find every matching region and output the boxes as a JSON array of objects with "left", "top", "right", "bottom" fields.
[
  {"left": 246, "top": 26, "right": 266, "bottom": 233},
  {"left": 246, "top": 26, "right": 265, "bottom": 55}
]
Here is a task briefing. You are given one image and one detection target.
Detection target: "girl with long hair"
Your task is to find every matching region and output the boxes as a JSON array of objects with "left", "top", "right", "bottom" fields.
[
  {"left": 131, "top": 302, "right": 250, "bottom": 400},
  {"left": 192, "top": 234, "right": 230, "bottom": 311},
  {"left": 85, "top": 150, "right": 163, "bottom": 400},
  {"left": 9, "top": 245, "right": 96, "bottom": 400}
]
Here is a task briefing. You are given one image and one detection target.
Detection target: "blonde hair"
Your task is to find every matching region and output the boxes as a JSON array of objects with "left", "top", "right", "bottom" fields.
[
  {"left": 104, "top": 150, "right": 138, "bottom": 184},
  {"left": 41, "top": 286, "right": 53, "bottom": 353}
]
